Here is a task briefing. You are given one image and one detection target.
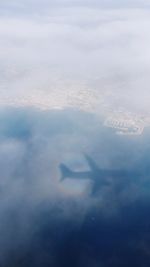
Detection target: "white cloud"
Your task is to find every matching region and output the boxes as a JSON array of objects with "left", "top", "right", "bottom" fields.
[{"left": 0, "top": 2, "right": 150, "bottom": 112}]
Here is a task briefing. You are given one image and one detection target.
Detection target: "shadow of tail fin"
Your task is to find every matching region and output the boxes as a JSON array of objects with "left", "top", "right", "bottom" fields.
[{"left": 59, "top": 164, "right": 72, "bottom": 181}]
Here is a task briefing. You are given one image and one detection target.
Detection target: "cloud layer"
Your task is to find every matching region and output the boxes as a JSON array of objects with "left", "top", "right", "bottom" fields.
[
  {"left": 0, "top": 107, "right": 150, "bottom": 266},
  {"left": 0, "top": 1, "right": 150, "bottom": 112},
  {"left": 1, "top": 1, "right": 150, "bottom": 266}
]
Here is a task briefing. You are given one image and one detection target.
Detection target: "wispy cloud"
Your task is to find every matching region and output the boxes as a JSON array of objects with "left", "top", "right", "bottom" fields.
[
  {"left": 0, "top": 2, "right": 150, "bottom": 112},
  {"left": 1, "top": 1, "right": 150, "bottom": 266}
]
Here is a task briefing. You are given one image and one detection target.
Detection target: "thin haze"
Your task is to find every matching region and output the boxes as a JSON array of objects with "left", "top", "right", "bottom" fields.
[
  {"left": 1, "top": 1, "right": 150, "bottom": 267},
  {"left": 0, "top": 0, "right": 150, "bottom": 111}
]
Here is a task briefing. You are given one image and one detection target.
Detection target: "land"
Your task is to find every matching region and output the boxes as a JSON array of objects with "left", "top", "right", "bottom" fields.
[
  {"left": 1, "top": 64, "right": 150, "bottom": 136},
  {"left": 104, "top": 111, "right": 150, "bottom": 135}
]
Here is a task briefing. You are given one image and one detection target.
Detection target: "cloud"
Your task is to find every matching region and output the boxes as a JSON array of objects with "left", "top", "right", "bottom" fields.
[
  {"left": 0, "top": 107, "right": 149, "bottom": 266},
  {"left": 0, "top": 3, "right": 150, "bottom": 112},
  {"left": 1, "top": 0, "right": 150, "bottom": 11},
  {"left": 0, "top": 107, "right": 106, "bottom": 264},
  {"left": 1, "top": 1, "right": 150, "bottom": 266}
]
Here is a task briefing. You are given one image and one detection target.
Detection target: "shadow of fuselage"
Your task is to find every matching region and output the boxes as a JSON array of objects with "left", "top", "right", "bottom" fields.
[{"left": 59, "top": 155, "right": 139, "bottom": 196}]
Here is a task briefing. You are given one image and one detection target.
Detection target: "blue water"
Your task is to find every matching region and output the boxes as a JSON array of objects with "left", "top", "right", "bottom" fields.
[{"left": 1, "top": 107, "right": 150, "bottom": 267}]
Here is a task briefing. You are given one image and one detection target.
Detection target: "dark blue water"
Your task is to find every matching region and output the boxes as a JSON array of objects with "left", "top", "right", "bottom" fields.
[{"left": 1, "top": 107, "right": 150, "bottom": 267}]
